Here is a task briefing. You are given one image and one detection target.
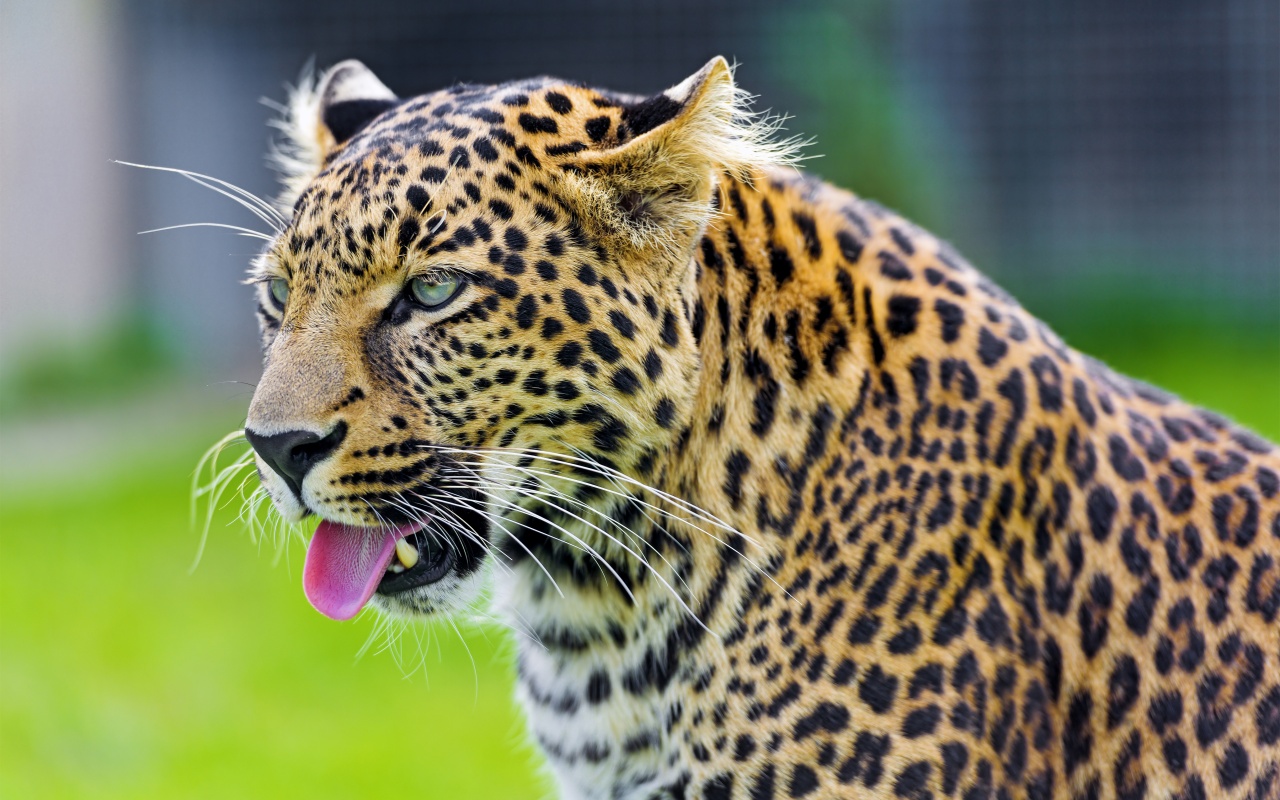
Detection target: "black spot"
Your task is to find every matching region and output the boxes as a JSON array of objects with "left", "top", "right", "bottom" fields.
[
  {"left": 847, "top": 614, "right": 881, "bottom": 645},
  {"left": 977, "top": 327, "right": 1008, "bottom": 366},
  {"left": 750, "top": 763, "right": 776, "bottom": 800},
  {"left": 1029, "top": 355, "right": 1063, "bottom": 412},
  {"left": 769, "top": 244, "right": 795, "bottom": 286},
  {"left": 541, "top": 317, "right": 564, "bottom": 339},
  {"left": 536, "top": 259, "right": 558, "bottom": 280},
  {"left": 879, "top": 252, "right": 913, "bottom": 281},
  {"left": 788, "top": 764, "right": 818, "bottom": 797},
  {"left": 1124, "top": 580, "right": 1160, "bottom": 636},
  {"left": 1079, "top": 573, "right": 1113, "bottom": 659},
  {"left": 792, "top": 702, "right": 850, "bottom": 741},
  {"left": 935, "top": 298, "right": 964, "bottom": 343},
  {"left": 886, "top": 295, "right": 921, "bottom": 337},
  {"left": 1086, "top": 486, "right": 1118, "bottom": 541},
  {"left": 858, "top": 665, "right": 898, "bottom": 714},
  {"left": 887, "top": 624, "right": 922, "bottom": 655},
  {"left": 586, "top": 670, "right": 611, "bottom": 703},
  {"left": 893, "top": 761, "right": 931, "bottom": 799},
  {"left": 584, "top": 116, "right": 610, "bottom": 142},
  {"left": 1109, "top": 435, "right": 1147, "bottom": 481},
  {"left": 901, "top": 705, "right": 942, "bottom": 738},
  {"left": 518, "top": 113, "right": 558, "bottom": 134},
  {"left": 472, "top": 137, "right": 499, "bottom": 162},
  {"left": 405, "top": 184, "right": 430, "bottom": 211},
  {"left": 556, "top": 341, "right": 583, "bottom": 367},
  {"left": 644, "top": 349, "right": 663, "bottom": 380},
  {"left": 654, "top": 397, "right": 676, "bottom": 429},
  {"left": 1073, "top": 378, "right": 1097, "bottom": 426},
  {"left": 488, "top": 198, "right": 514, "bottom": 220},
  {"left": 514, "top": 295, "right": 537, "bottom": 329},
  {"left": 611, "top": 367, "right": 640, "bottom": 395},
  {"left": 1162, "top": 736, "right": 1187, "bottom": 774},
  {"left": 836, "top": 230, "right": 864, "bottom": 264},
  {"left": 1257, "top": 686, "right": 1280, "bottom": 745},
  {"left": 792, "top": 212, "right": 822, "bottom": 260},
  {"left": 608, "top": 309, "right": 636, "bottom": 339},
  {"left": 545, "top": 91, "right": 572, "bottom": 114},
  {"left": 1064, "top": 692, "right": 1093, "bottom": 776},
  {"left": 723, "top": 451, "right": 751, "bottom": 510},
  {"left": 396, "top": 216, "right": 420, "bottom": 253},
  {"left": 1217, "top": 740, "right": 1248, "bottom": 789},
  {"left": 587, "top": 329, "right": 621, "bottom": 363},
  {"left": 1106, "top": 655, "right": 1140, "bottom": 728},
  {"left": 704, "top": 774, "right": 734, "bottom": 800},
  {"left": 940, "top": 743, "right": 968, "bottom": 796},
  {"left": 562, "top": 288, "right": 591, "bottom": 324},
  {"left": 521, "top": 370, "right": 548, "bottom": 396}
]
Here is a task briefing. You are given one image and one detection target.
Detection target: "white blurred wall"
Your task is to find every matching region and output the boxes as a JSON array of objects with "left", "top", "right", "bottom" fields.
[{"left": 0, "top": 0, "right": 131, "bottom": 370}]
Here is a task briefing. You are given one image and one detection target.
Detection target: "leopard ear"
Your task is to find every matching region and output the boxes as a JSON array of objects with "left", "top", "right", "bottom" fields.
[
  {"left": 565, "top": 57, "right": 796, "bottom": 264},
  {"left": 315, "top": 60, "right": 398, "bottom": 147},
  {"left": 269, "top": 60, "right": 397, "bottom": 212}
]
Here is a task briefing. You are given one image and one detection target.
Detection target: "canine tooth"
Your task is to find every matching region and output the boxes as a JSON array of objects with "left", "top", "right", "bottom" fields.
[{"left": 395, "top": 538, "right": 419, "bottom": 569}]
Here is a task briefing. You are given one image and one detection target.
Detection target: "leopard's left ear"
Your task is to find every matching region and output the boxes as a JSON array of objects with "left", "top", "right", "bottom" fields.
[
  {"left": 269, "top": 60, "right": 398, "bottom": 213},
  {"left": 564, "top": 57, "right": 797, "bottom": 265}
]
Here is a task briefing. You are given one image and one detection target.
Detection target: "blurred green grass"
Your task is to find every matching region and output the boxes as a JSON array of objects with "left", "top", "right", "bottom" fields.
[
  {"left": 0, "top": 437, "right": 551, "bottom": 799},
  {"left": 0, "top": 307, "right": 1275, "bottom": 799}
]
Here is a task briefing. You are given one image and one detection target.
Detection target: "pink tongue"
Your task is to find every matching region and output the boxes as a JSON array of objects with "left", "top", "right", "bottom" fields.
[{"left": 303, "top": 521, "right": 398, "bottom": 621}]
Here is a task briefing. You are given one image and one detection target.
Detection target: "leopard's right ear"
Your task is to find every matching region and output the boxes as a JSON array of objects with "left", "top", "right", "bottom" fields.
[{"left": 269, "top": 60, "right": 397, "bottom": 213}]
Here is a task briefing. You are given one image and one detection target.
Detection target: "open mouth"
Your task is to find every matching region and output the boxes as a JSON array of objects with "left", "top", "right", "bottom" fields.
[
  {"left": 300, "top": 493, "right": 488, "bottom": 621},
  {"left": 376, "top": 529, "right": 455, "bottom": 595}
]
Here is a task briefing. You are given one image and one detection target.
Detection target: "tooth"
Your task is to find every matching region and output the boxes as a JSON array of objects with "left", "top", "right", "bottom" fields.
[{"left": 395, "top": 538, "right": 419, "bottom": 569}]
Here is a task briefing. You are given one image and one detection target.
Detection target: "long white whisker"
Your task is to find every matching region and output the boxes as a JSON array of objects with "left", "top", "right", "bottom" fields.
[
  {"left": 437, "top": 471, "right": 696, "bottom": 596},
  {"left": 426, "top": 490, "right": 568, "bottom": 599},
  {"left": 115, "top": 160, "right": 287, "bottom": 230},
  {"left": 138, "top": 222, "right": 273, "bottom": 240}
]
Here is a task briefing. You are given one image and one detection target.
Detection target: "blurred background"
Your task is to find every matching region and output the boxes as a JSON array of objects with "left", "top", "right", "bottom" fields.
[{"left": 1, "top": 0, "right": 1276, "bottom": 797}]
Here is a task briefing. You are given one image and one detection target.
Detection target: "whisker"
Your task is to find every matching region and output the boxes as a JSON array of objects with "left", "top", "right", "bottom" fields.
[
  {"left": 138, "top": 222, "right": 273, "bottom": 241},
  {"left": 441, "top": 474, "right": 698, "bottom": 604},
  {"left": 115, "top": 160, "right": 287, "bottom": 231}
]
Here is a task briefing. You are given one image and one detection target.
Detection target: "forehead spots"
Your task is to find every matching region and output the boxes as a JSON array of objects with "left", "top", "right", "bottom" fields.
[
  {"left": 406, "top": 184, "right": 430, "bottom": 211},
  {"left": 504, "top": 227, "right": 528, "bottom": 251}
]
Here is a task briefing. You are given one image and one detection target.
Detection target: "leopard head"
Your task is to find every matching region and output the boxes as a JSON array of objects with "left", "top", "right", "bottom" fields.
[{"left": 241, "top": 58, "right": 786, "bottom": 621}]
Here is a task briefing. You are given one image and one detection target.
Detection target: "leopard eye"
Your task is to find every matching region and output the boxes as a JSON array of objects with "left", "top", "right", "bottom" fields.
[
  {"left": 409, "top": 275, "right": 464, "bottom": 309},
  {"left": 268, "top": 278, "right": 289, "bottom": 309}
]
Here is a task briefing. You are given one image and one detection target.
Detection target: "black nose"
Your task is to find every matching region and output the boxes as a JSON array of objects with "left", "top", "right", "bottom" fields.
[{"left": 245, "top": 422, "right": 347, "bottom": 499}]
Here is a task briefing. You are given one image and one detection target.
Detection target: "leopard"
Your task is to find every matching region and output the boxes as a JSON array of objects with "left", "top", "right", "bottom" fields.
[{"left": 234, "top": 57, "right": 1280, "bottom": 799}]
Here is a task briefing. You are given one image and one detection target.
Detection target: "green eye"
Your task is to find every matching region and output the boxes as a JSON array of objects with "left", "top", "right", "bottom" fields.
[
  {"left": 268, "top": 278, "right": 289, "bottom": 308},
  {"left": 409, "top": 275, "right": 463, "bottom": 309}
]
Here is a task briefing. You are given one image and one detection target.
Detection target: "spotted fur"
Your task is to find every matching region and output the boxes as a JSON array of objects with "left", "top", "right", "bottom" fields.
[{"left": 239, "top": 58, "right": 1280, "bottom": 799}]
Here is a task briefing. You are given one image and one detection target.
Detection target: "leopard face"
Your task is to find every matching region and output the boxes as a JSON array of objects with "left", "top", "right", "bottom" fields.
[{"left": 243, "top": 59, "right": 762, "bottom": 621}]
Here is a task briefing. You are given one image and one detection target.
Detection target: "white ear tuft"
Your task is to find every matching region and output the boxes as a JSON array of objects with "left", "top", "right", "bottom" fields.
[
  {"left": 266, "top": 66, "right": 324, "bottom": 215},
  {"left": 660, "top": 56, "right": 806, "bottom": 181},
  {"left": 266, "top": 60, "right": 398, "bottom": 215},
  {"left": 562, "top": 57, "right": 807, "bottom": 266}
]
